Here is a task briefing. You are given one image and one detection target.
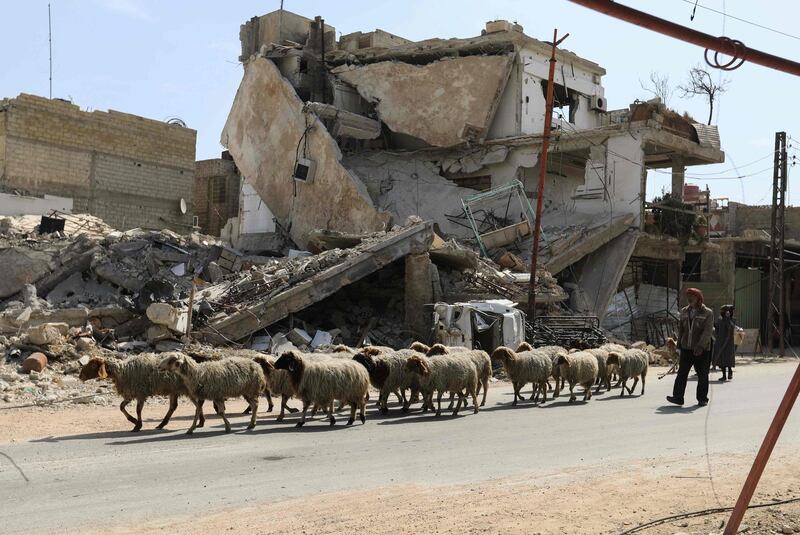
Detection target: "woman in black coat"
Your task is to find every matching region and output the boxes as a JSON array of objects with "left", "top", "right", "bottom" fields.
[{"left": 713, "top": 304, "right": 736, "bottom": 381}]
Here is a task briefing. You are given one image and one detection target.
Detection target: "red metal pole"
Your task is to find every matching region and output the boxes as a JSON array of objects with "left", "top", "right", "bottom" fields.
[
  {"left": 527, "top": 29, "right": 568, "bottom": 320},
  {"left": 724, "top": 363, "right": 800, "bottom": 534},
  {"left": 568, "top": 0, "right": 800, "bottom": 77}
]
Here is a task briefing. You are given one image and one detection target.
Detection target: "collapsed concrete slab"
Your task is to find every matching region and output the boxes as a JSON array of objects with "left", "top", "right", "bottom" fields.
[
  {"left": 221, "top": 57, "right": 391, "bottom": 248},
  {"left": 332, "top": 55, "right": 513, "bottom": 147},
  {"left": 199, "top": 221, "right": 433, "bottom": 344}
]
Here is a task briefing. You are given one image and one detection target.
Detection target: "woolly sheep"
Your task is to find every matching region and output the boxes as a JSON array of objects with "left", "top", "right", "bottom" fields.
[
  {"left": 606, "top": 348, "right": 649, "bottom": 397},
  {"left": 352, "top": 348, "right": 413, "bottom": 413},
  {"left": 554, "top": 351, "right": 599, "bottom": 403},
  {"left": 274, "top": 351, "right": 369, "bottom": 427},
  {"left": 404, "top": 354, "right": 478, "bottom": 416},
  {"left": 79, "top": 354, "right": 193, "bottom": 432},
  {"left": 536, "top": 345, "right": 568, "bottom": 392},
  {"left": 491, "top": 346, "right": 552, "bottom": 405},
  {"left": 158, "top": 353, "right": 270, "bottom": 434},
  {"left": 425, "top": 344, "right": 490, "bottom": 407},
  {"left": 582, "top": 348, "right": 613, "bottom": 393}
]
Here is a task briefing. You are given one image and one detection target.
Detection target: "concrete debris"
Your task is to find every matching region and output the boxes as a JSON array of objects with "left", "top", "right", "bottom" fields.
[
  {"left": 21, "top": 353, "right": 48, "bottom": 373},
  {"left": 286, "top": 328, "right": 312, "bottom": 347},
  {"left": 146, "top": 303, "right": 189, "bottom": 334},
  {"left": 26, "top": 323, "right": 67, "bottom": 346}
]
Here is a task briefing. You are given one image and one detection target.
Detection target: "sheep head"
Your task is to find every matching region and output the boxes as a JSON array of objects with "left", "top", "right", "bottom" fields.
[
  {"left": 158, "top": 353, "right": 185, "bottom": 373},
  {"left": 490, "top": 346, "right": 516, "bottom": 363},
  {"left": 409, "top": 341, "right": 430, "bottom": 353},
  {"left": 352, "top": 352, "right": 375, "bottom": 373},
  {"left": 79, "top": 357, "right": 107, "bottom": 381},
  {"left": 275, "top": 351, "right": 305, "bottom": 389},
  {"left": 361, "top": 346, "right": 384, "bottom": 357},
  {"left": 516, "top": 342, "right": 534, "bottom": 352},
  {"left": 426, "top": 344, "right": 450, "bottom": 356},
  {"left": 405, "top": 355, "right": 430, "bottom": 376}
]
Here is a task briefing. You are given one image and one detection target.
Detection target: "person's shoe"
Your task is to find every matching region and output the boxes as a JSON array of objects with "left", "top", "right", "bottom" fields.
[
  {"left": 698, "top": 400, "right": 708, "bottom": 407},
  {"left": 666, "top": 396, "right": 684, "bottom": 406},
  {"left": 728, "top": 370, "right": 733, "bottom": 380},
  {"left": 720, "top": 375, "right": 727, "bottom": 382}
]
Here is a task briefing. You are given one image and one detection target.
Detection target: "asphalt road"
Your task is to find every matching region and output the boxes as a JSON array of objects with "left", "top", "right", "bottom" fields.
[{"left": 1, "top": 361, "right": 799, "bottom": 534}]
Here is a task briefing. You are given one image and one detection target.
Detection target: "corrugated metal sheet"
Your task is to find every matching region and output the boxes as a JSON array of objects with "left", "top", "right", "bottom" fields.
[
  {"left": 691, "top": 123, "right": 721, "bottom": 149},
  {"left": 735, "top": 268, "right": 762, "bottom": 329}
]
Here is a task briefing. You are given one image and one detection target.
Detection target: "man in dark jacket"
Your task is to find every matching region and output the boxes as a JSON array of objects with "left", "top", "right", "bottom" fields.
[{"left": 667, "top": 287, "right": 714, "bottom": 407}]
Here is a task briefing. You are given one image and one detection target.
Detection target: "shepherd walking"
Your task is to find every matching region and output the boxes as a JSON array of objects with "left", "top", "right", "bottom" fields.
[{"left": 667, "top": 287, "right": 715, "bottom": 407}]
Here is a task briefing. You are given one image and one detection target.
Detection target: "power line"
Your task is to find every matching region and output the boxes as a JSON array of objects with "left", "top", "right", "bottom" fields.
[
  {"left": 653, "top": 164, "right": 775, "bottom": 181},
  {"left": 679, "top": 0, "right": 800, "bottom": 42},
  {"left": 651, "top": 151, "right": 775, "bottom": 177}
]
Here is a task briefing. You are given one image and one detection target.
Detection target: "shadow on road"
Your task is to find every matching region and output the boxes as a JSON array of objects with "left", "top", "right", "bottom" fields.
[{"left": 655, "top": 404, "right": 703, "bottom": 414}]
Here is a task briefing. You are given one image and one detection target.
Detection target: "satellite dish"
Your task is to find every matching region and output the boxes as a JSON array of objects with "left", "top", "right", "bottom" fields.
[{"left": 179, "top": 198, "right": 187, "bottom": 214}]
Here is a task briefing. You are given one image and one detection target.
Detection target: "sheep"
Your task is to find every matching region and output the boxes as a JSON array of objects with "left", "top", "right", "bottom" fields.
[
  {"left": 79, "top": 354, "right": 196, "bottom": 432},
  {"left": 554, "top": 351, "right": 599, "bottom": 403},
  {"left": 273, "top": 350, "right": 369, "bottom": 427},
  {"left": 426, "top": 344, "right": 491, "bottom": 407},
  {"left": 600, "top": 342, "right": 627, "bottom": 384},
  {"left": 404, "top": 354, "right": 478, "bottom": 416},
  {"left": 255, "top": 354, "right": 298, "bottom": 421},
  {"left": 535, "top": 345, "right": 568, "bottom": 393},
  {"left": 490, "top": 346, "right": 552, "bottom": 405},
  {"left": 352, "top": 348, "right": 414, "bottom": 413},
  {"left": 606, "top": 348, "right": 649, "bottom": 397},
  {"left": 158, "top": 353, "right": 270, "bottom": 434},
  {"left": 582, "top": 348, "right": 613, "bottom": 393}
]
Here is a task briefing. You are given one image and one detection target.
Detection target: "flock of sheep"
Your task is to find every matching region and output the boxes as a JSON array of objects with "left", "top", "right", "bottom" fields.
[{"left": 78, "top": 341, "right": 651, "bottom": 434}]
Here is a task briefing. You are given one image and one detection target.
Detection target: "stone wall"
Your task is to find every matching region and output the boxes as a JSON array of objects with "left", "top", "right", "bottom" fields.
[
  {"left": 729, "top": 202, "right": 800, "bottom": 241},
  {"left": 0, "top": 94, "right": 196, "bottom": 231}
]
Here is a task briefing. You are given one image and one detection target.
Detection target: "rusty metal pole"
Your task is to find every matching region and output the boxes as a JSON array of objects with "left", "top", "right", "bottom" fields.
[
  {"left": 725, "top": 362, "right": 800, "bottom": 534},
  {"left": 527, "top": 29, "right": 568, "bottom": 321},
  {"left": 567, "top": 0, "right": 800, "bottom": 77}
]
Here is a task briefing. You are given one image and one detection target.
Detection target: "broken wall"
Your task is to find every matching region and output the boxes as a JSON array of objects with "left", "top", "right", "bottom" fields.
[
  {"left": 194, "top": 157, "right": 240, "bottom": 236},
  {"left": 0, "top": 94, "right": 196, "bottom": 231},
  {"left": 333, "top": 55, "right": 514, "bottom": 147},
  {"left": 222, "top": 57, "right": 390, "bottom": 247}
]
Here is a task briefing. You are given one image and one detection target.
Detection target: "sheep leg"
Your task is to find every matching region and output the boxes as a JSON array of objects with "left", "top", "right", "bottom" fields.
[
  {"left": 447, "top": 391, "right": 456, "bottom": 410},
  {"left": 619, "top": 377, "right": 628, "bottom": 397},
  {"left": 296, "top": 400, "right": 310, "bottom": 428},
  {"left": 584, "top": 382, "right": 592, "bottom": 401},
  {"left": 119, "top": 399, "right": 138, "bottom": 427},
  {"left": 359, "top": 396, "right": 366, "bottom": 424},
  {"left": 328, "top": 401, "right": 336, "bottom": 426},
  {"left": 132, "top": 397, "right": 145, "bottom": 432},
  {"left": 198, "top": 400, "right": 206, "bottom": 428},
  {"left": 336, "top": 400, "right": 346, "bottom": 413},
  {"left": 641, "top": 372, "right": 646, "bottom": 395},
  {"left": 187, "top": 399, "right": 203, "bottom": 434},
  {"left": 539, "top": 381, "right": 548, "bottom": 403},
  {"left": 453, "top": 392, "right": 463, "bottom": 416},
  {"left": 529, "top": 383, "right": 539, "bottom": 401},
  {"left": 512, "top": 382, "right": 521, "bottom": 406},
  {"left": 347, "top": 402, "right": 357, "bottom": 426},
  {"left": 471, "top": 388, "right": 479, "bottom": 414},
  {"left": 379, "top": 389, "right": 390, "bottom": 414},
  {"left": 245, "top": 396, "right": 258, "bottom": 430},
  {"left": 628, "top": 377, "right": 639, "bottom": 396},
  {"left": 395, "top": 389, "right": 405, "bottom": 406},
  {"left": 569, "top": 383, "right": 576, "bottom": 403},
  {"left": 157, "top": 394, "right": 179, "bottom": 430},
  {"left": 480, "top": 377, "right": 488, "bottom": 406},
  {"left": 435, "top": 391, "right": 443, "bottom": 417},
  {"left": 218, "top": 404, "right": 231, "bottom": 434},
  {"left": 265, "top": 389, "right": 274, "bottom": 413}
]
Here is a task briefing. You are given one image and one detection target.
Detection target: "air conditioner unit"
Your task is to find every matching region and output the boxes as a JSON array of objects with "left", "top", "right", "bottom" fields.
[
  {"left": 590, "top": 95, "right": 607, "bottom": 112},
  {"left": 293, "top": 157, "right": 317, "bottom": 183}
]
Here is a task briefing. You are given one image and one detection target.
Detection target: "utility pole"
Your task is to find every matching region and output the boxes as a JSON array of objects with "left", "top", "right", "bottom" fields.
[
  {"left": 48, "top": 3, "right": 53, "bottom": 99},
  {"left": 527, "top": 29, "right": 568, "bottom": 321},
  {"left": 767, "top": 132, "right": 787, "bottom": 356}
]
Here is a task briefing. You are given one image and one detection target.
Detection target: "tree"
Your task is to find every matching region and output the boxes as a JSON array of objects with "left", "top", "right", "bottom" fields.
[
  {"left": 639, "top": 71, "right": 674, "bottom": 106},
  {"left": 678, "top": 66, "right": 729, "bottom": 125}
]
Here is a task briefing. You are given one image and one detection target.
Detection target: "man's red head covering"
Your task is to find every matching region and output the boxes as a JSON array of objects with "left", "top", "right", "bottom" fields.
[{"left": 686, "top": 287, "right": 704, "bottom": 303}]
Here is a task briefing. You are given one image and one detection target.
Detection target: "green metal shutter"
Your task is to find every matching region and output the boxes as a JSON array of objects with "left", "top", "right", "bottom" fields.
[{"left": 734, "top": 267, "right": 762, "bottom": 329}]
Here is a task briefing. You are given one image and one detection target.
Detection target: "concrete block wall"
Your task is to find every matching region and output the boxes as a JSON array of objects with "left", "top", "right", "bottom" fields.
[{"left": 0, "top": 94, "right": 196, "bottom": 231}]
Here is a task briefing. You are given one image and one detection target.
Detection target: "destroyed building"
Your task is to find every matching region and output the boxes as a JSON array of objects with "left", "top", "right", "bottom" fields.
[
  {"left": 222, "top": 9, "right": 724, "bottom": 325},
  {"left": 0, "top": 94, "right": 197, "bottom": 231}
]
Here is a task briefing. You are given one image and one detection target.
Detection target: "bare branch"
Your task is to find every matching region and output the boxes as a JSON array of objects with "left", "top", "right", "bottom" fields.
[
  {"left": 677, "top": 65, "right": 729, "bottom": 125},
  {"left": 639, "top": 71, "right": 674, "bottom": 106}
]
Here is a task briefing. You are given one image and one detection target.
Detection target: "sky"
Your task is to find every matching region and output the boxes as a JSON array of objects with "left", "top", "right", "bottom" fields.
[{"left": 2, "top": 0, "right": 799, "bottom": 206}]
